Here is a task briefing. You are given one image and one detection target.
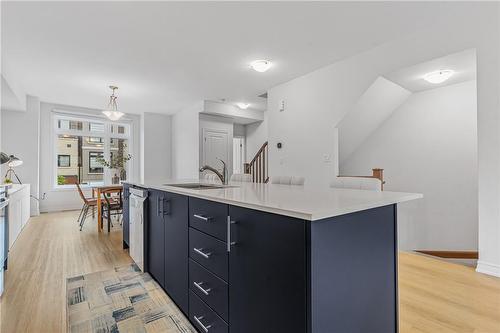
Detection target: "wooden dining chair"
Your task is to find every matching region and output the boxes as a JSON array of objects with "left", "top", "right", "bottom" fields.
[
  {"left": 101, "top": 189, "right": 123, "bottom": 232},
  {"left": 75, "top": 182, "right": 100, "bottom": 231}
]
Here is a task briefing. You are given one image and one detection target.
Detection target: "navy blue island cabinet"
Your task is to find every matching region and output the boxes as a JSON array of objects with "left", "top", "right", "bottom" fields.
[
  {"left": 145, "top": 188, "right": 189, "bottom": 315},
  {"left": 125, "top": 188, "right": 398, "bottom": 333}
]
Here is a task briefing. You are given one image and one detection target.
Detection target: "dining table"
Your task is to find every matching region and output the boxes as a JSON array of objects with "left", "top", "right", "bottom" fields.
[{"left": 91, "top": 184, "right": 123, "bottom": 232}]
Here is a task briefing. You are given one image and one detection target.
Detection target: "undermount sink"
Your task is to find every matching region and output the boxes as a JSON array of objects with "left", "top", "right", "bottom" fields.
[{"left": 164, "top": 183, "right": 226, "bottom": 190}]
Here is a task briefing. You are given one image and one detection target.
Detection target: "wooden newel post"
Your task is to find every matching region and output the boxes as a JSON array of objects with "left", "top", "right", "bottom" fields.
[
  {"left": 244, "top": 163, "right": 250, "bottom": 174},
  {"left": 372, "top": 168, "right": 385, "bottom": 191}
]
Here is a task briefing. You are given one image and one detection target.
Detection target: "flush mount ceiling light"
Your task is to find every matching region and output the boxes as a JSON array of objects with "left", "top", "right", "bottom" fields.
[
  {"left": 250, "top": 60, "right": 272, "bottom": 73},
  {"left": 102, "top": 85, "right": 124, "bottom": 121},
  {"left": 423, "top": 70, "right": 455, "bottom": 84},
  {"left": 236, "top": 103, "right": 250, "bottom": 110}
]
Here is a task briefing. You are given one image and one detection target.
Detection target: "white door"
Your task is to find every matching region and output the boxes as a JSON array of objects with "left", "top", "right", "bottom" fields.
[
  {"left": 233, "top": 137, "right": 245, "bottom": 174},
  {"left": 202, "top": 129, "right": 230, "bottom": 176}
]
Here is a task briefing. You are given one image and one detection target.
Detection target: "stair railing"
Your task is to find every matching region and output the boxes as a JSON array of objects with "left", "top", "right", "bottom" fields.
[{"left": 244, "top": 141, "right": 269, "bottom": 183}]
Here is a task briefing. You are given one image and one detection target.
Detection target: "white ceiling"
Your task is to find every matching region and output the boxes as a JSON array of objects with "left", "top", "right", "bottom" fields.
[
  {"left": 384, "top": 49, "right": 477, "bottom": 92},
  {"left": 1, "top": 2, "right": 469, "bottom": 114}
]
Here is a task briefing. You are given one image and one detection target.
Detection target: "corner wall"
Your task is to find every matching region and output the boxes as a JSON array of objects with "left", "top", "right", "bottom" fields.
[
  {"left": 142, "top": 112, "right": 172, "bottom": 183},
  {"left": 1, "top": 95, "right": 40, "bottom": 215},
  {"left": 172, "top": 102, "right": 201, "bottom": 179}
]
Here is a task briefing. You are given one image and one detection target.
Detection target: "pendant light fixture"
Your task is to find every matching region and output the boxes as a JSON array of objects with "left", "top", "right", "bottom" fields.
[{"left": 102, "top": 85, "right": 124, "bottom": 121}]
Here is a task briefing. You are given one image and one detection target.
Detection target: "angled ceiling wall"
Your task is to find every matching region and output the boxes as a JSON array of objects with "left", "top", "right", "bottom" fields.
[{"left": 338, "top": 76, "right": 411, "bottom": 165}]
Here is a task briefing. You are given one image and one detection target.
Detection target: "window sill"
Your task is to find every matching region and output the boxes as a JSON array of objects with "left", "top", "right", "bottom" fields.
[{"left": 52, "top": 184, "right": 104, "bottom": 192}]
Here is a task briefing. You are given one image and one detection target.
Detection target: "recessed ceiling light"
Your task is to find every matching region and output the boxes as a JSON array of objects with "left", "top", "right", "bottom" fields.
[
  {"left": 423, "top": 70, "right": 455, "bottom": 84},
  {"left": 236, "top": 103, "right": 250, "bottom": 110},
  {"left": 250, "top": 60, "right": 272, "bottom": 73}
]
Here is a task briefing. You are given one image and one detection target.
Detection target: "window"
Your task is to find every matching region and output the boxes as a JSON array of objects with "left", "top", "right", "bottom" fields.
[
  {"left": 88, "top": 137, "right": 104, "bottom": 144},
  {"left": 111, "top": 124, "right": 126, "bottom": 135},
  {"left": 54, "top": 114, "right": 131, "bottom": 187},
  {"left": 58, "top": 155, "right": 71, "bottom": 167},
  {"left": 88, "top": 152, "right": 104, "bottom": 174},
  {"left": 58, "top": 119, "right": 83, "bottom": 131},
  {"left": 89, "top": 122, "right": 104, "bottom": 132}
]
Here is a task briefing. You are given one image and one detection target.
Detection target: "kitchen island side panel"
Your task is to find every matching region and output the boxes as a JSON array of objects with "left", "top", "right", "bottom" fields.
[{"left": 308, "top": 204, "right": 397, "bottom": 333}]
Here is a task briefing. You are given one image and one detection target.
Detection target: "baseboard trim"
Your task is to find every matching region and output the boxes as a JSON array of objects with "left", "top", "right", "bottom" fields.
[
  {"left": 415, "top": 250, "right": 478, "bottom": 259},
  {"left": 40, "top": 203, "right": 82, "bottom": 213},
  {"left": 476, "top": 261, "right": 500, "bottom": 278}
]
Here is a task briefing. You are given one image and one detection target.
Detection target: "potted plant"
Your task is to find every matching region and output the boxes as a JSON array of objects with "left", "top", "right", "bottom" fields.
[{"left": 97, "top": 142, "right": 132, "bottom": 184}]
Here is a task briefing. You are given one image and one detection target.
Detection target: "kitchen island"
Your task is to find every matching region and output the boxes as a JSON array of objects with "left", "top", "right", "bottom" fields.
[{"left": 123, "top": 180, "right": 422, "bottom": 333}]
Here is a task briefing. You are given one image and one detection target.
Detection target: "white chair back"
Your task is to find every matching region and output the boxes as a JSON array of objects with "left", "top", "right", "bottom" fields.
[
  {"left": 271, "top": 176, "right": 305, "bottom": 186},
  {"left": 330, "top": 177, "right": 381, "bottom": 191},
  {"left": 230, "top": 173, "right": 252, "bottom": 183}
]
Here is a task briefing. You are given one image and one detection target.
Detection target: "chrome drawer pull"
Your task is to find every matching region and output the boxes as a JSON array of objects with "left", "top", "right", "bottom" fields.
[
  {"left": 227, "top": 216, "right": 237, "bottom": 252},
  {"left": 193, "top": 281, "right": 211, "bottom": 295},
  {"left": 193, "top": 247, "right": 212, "bottom": 259},
  {"left": 194, "top": 214, "right": 211, "bottom": 221},
  {"left": 193, "top": 315, "right": 212, "bottom": 333}
]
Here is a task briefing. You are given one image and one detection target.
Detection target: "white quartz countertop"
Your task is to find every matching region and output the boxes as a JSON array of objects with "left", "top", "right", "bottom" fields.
[{"left": 125, "top": 180, "right": 422, "bottom": 221}]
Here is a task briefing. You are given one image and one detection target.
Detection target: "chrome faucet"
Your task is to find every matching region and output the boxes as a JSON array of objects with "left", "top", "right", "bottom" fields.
[{"left": 199, "top": 158, "right": 227, "bottom": 185}]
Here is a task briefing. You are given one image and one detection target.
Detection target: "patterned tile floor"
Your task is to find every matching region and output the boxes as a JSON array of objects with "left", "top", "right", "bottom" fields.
[{"left": 66, "top": 264, "right": 197, "bottom": 333}]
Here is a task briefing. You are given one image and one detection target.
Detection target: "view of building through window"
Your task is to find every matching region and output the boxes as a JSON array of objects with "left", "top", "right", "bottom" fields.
[{"left": 55, "top": 115, "right": 130, "bottom": 186}]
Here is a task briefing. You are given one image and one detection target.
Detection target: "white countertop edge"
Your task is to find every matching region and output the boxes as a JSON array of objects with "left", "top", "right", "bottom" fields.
[
  {"left": 309, "top": 192, "right": 423, "bottom": 221},
  {"left": 127, "top": 182, "right": 423, "bottom": 221},
  {"left": 147, "top": 184, "right": 313, "bottom": 220}
]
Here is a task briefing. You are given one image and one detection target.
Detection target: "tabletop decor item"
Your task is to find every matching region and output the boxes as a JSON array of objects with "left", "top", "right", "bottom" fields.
[
  {"left": 1, "top": 153, "right": 23, "bottom": 184},
  {"left": 97, "top": 144, "right": 132, "bottom": 182}
]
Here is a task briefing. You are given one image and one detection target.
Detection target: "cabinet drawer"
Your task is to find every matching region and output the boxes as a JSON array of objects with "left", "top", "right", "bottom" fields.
[
  {"left": 189, "top": 228, "right": 228, "bottom": 281},
  {"left": 189, "top": 197, "right": 227, "bottom": 241},
  {"left": 189, "top": 259, "right": 228, "bottom": 321},
  {"left": 190, "top": 291, "right": 228, "bottom": 333}
]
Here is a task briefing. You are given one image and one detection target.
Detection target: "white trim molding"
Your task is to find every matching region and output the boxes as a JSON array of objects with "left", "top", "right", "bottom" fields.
[{"left": 476, "top": 261, "right": 500, "bottom": 277}]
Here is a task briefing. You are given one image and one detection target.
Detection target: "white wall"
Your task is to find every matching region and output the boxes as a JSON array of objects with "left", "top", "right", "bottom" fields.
[
  {"left": 267, "top": 49, "right": 383, "bottom": 187},
  {"left": 172, "top": 102, "right": 202, "bottom": 179},
  {"left": 142, "top": 112, "right": 172, "bottom": 183},
  {"left": 1, "top": 75, "right": 24, "bottom": 112},
  {"left": 245, "top": 114, "right": 268, "bottom": 162},
  {"left": 38, "top": 102, "right": 141, "bottom": 212},
  {"left": 233, "top": 124, "right": 245, "bottom": 137},
  {"left": 1, "top": 95, "right": 40, "bottom": 215},
  {"left": 264, "top": 5, "right": 500, "bottom": 275},
  {"left": 341, "top": 81, "right": 478, "bottom": 251}
]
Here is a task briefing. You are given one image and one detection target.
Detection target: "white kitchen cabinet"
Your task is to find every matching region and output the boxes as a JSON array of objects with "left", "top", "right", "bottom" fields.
[{"left": 7, "top": 184, "right": 30, "bottom": 249}]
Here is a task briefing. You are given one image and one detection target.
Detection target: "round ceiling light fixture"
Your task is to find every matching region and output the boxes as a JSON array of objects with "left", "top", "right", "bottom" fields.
[
  {"left": 236, "top": 103, "right": 250, "bottom": 110},
  {"left": 250, "top": 60, "right": 272, "bottom": 73},
  {"left": 423, "top": 70, "right": 455, "bottom": 84},
  {"left": 102, "top": 85, "right": 124, "bottom": 121}
]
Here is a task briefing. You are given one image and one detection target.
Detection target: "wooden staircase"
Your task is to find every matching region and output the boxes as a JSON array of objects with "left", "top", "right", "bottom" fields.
[{"left": 244, "top": 141, "right": 269, "bottom": 183}]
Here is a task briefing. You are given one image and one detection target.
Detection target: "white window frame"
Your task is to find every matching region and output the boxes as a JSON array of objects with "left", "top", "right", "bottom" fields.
[{"left": 51, "top": 111, "right": 133, "bottom": 190}]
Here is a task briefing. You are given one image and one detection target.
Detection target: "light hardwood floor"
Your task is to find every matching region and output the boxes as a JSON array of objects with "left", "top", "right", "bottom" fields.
[
  {"left": 1, "top": 211, "right": 500, "bottom": 333},
  {"left": 0, "top": 210, "right": 131, "bottom": 333}
]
